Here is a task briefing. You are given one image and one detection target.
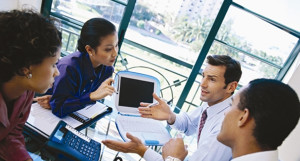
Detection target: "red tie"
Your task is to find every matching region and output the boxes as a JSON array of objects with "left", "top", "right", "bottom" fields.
[{"left": 197, "top": 109, "right": 207, "bottom": 143}]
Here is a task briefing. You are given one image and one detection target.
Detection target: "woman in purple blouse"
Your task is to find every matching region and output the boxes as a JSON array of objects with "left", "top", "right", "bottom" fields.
[
  {"left": 35, "top": 18, "right": 118, "bottom": 118},
  {"left": 0, "top": 10, "right": 61, "bottom": 161}
]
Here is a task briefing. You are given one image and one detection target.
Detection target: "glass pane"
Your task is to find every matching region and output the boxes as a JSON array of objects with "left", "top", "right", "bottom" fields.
[
  {"left": 59, "top": 23, "right": 81, "bottom": 55},
  {"left": 51, "top": 0, "right": 125, "bottom": 27},
  {"left": 205, "top": 42, "right": 281, "bottom": 86},
  {"left": 234, "top": 0, "right": 300, "bottom": 32},
  {"left": 116, "top": 0, "right": 128, "bottom": 4},
  {"left": 112, "top": 0, "right": 128, "bottom": 4},
  {"left": 123, "top": 0, "right": 224, "bottom": 66},
  {"left": 120, "top": 0, "right": 224, "bottom": 106},
  {"left": 216, "top": 6, "right": 298, "bottom": 67},
  {"left": 115, "top": 43, "right": 192, "bottom": 104}
]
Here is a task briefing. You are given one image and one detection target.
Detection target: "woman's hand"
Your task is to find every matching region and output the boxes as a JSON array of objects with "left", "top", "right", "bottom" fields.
[
  {"left": 33, "top": 95, "right": 52, "bottom": 109},
  {"left": 90, "top": 78, "right": 115, "bottom": 101}
]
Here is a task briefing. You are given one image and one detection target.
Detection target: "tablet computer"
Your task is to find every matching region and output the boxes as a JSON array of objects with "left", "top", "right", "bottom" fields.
[{"left": 113, "top": 71, "right": 160, "bottom": 115}]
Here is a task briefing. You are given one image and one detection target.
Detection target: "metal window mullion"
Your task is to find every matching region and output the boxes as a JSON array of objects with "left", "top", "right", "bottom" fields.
[
  {"left": 111, "top": 0, "right": 127, "bottom": 6},
  {"left": 182, "top": 101, "right": 198, "bottom": 109},
  {"left": 66, "top": 33, "right": 72, "bottom": 52},
  {"left": 214, "top": 39, "right": 282, "bottom": 69},
  {"left": 50, "top": 15, "right": 82, "bottom": 30},
  {"left": 160, "top": 79, "right": 188, "bottom": 91},
  {"left": 186, "top": 83, "right": 201, "bottom": 112},
  {"left": 41, "top": 0, "right": 53, "bottom": 17},
  {"left": 117, "top": 0, "right": 136, "bottom": 49},
  {"left": 174, "top": 0, "right": 233, "bottom": 113},
  {"left": 121, "top": 51, "right": 190, "bottom": 79},
  {"left": 123, "top": 39, "right": 193, "bottom": 69},
  {"left": 61, "top": 27, "right": 80, "bottom": 37},
  {"left": 115, "top": 0, "right": 136, "bottom": 67},
  {"left": 50, "top": 12, "right": 83, "bottom": 29},
  {"left": 276, "top": 39, "right": 300, "bottom": 80}
]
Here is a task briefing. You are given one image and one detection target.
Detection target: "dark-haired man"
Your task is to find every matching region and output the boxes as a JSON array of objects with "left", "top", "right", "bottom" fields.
[
  {"left": 103, "top": 55, "right": 242, "bottom": 161},
  {"left": 217, "top": 79, "right": 300, "bottom": 160}
]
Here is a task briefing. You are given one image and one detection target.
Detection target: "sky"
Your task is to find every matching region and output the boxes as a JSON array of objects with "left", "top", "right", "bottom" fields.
[
  {"left": 143, "top": 0, "right": 300, "bottom": 60},
  {"left": 223, "top": 0, "right": 300, "bottom": 61},
  {"left": 234, "top": 0, "right": 300, "bottom": 31}
]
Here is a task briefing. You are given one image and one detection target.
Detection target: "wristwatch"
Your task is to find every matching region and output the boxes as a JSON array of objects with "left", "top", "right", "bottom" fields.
[{"left": 165, "top": 156, "right": 181, "bottom": 161}]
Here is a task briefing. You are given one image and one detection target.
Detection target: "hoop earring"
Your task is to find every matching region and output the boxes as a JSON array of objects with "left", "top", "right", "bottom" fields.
[{"left": 26, "top": 73, "right": 32, "bottom": 79}]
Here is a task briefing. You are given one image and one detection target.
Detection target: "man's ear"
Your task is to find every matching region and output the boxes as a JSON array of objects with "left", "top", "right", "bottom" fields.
[
  {"left": 226, "top": 81, "right": 238, "bottom": 94},
  {"left": 238, "top": 108, "right": 250, "bottom": 127},
  {"left": 85, "top": 45, "right": 94, "bottom": 56}
]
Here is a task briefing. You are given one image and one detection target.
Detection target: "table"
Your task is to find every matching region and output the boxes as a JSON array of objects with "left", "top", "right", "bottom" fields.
[
  {"left": 85, "top": 107, "right": 147, "bottom": 161},
  {"left": 24, "top": 99, "right": 197, "bottom": 161}
]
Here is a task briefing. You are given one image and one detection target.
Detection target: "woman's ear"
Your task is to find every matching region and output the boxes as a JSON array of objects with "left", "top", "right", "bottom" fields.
[
  {"left": 20, "top": 67, "right": 30, "bottom": 76},
  {"left": 85, "top": 45, "right": 94, "bottom": 56},
  {"left": 20, "top": 67, "right": 32, "bottom": 79}
]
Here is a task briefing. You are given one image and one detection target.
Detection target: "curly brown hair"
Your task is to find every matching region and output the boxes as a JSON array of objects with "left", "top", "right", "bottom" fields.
[{"left": 0, "top": 10, "right": 61, "bottom": 83}]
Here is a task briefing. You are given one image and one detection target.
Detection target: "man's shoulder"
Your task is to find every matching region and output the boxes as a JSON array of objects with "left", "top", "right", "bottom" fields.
[{"left": 212, "top": 96, "right": 232, "bottom": 109}]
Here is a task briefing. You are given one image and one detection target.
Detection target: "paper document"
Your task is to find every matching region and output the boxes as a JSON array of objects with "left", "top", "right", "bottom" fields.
[
  {"left": 75, "top": 102, "right": 108, "bottom": 119},
  {"left": 115, "top": 114, "right": 171, "bottom": 146},
  {"left": 27, "top": 102, "right": 108, "bottom": 137},
  {"left": 27, "top": 103, "right": 82, "bottom": 136}
]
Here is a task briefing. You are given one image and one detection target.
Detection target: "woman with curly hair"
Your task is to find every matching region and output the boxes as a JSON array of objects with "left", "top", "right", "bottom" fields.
[{"left": 0, "top": 10, "right": 61, "bottom": 161}]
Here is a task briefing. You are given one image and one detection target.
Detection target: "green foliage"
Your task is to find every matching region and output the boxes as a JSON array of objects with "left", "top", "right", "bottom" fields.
[
  {"left": 259, "top": 63, "right": 279, "bottom": 78},
  {"left": 170, "top": 16, "right": 213, "bottom": 49},
  {"left": 132, "top": 3, "right": 156, "bottom": 21},
  {"left": 266, "top": 55, "right": 283, "bottom": 66},
  {"left": 137, "top": 20, "right": 145, "bottom": 29},
  {"left": 54, "top": 0, "right": 60, "bottom": 9},
  {"left": 169, "top": 15, "right": 283, "bottom": 79},
  {"left": 155, "top": 29, "right": 161, "bottom": 35}
]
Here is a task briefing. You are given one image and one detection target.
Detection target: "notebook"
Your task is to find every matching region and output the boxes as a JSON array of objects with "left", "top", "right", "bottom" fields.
[
  {"left": 26, "top": 102, "right": 111, "bottom": 137},
  {"left": 113, "top": 71, "right": 171, "bottom": 146},
  {"left": 69, "top": 102, "right": 108, "bottom": 123}
]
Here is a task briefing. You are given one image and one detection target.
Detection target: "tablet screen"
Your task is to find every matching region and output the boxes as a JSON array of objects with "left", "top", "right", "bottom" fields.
[{"left": 119, "top": 77, "right": 154, "bottom": 108}]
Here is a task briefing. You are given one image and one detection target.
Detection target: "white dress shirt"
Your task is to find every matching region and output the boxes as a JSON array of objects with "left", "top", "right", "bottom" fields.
[
  {"left": 143, "top": 97, "right": 232, "bottom": 161},
  {"left": 231, "top": 150, "right": 278, "bottom": 161}
]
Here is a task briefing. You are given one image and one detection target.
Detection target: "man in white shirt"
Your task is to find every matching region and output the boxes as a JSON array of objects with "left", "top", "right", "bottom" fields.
[
  {"left": 102, "top": 55, "right": 242, "bottom": 161},
  {"left": 217, "top": 79, "right": 300, "bottom": 161}
]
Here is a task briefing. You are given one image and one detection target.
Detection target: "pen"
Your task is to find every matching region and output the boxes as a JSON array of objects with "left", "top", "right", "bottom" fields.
[
  {"left": 147, "top": 102, "right": 159, "bottom": 107},
  {"left": 147, "top": 99, "right": 173, "bottom": 107}
]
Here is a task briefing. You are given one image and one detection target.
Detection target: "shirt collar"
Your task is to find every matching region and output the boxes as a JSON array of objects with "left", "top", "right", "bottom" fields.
[
  {"left": 205, "top": 96, "right": 232, "bottom": 119},
  {"left": 0, "top": 92, "right": 10, "bottom": 127},
  {"left": 232, "top": 150, "right": 278, "bottom": 161}
]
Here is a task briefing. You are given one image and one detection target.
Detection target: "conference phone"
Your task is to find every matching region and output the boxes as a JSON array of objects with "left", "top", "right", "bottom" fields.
[{"left": 46, "top": 120, "right": 101, "bottom": 161}]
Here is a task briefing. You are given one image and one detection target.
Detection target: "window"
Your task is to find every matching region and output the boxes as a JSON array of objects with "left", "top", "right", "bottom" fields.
[
  {"left": 46, "top": 0, "right": 299, "bottom": 119},
  {"left": 212, "top": 5, "right": 298, "bottom": 85},
  {"left": 44, "top": 0, "right": 299, "bottom": 159},
  {"left": 52, "top": 0, "right": 125, "bottom": 25},
  {"left": 50, "top": 0, "right": 127, "bottom": 56},
  {"left": 115, "top": 0, "right": 222, "bottom": 105},
  {"left": 234, "top": 0, "right": 300, "bottom": 31}
]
